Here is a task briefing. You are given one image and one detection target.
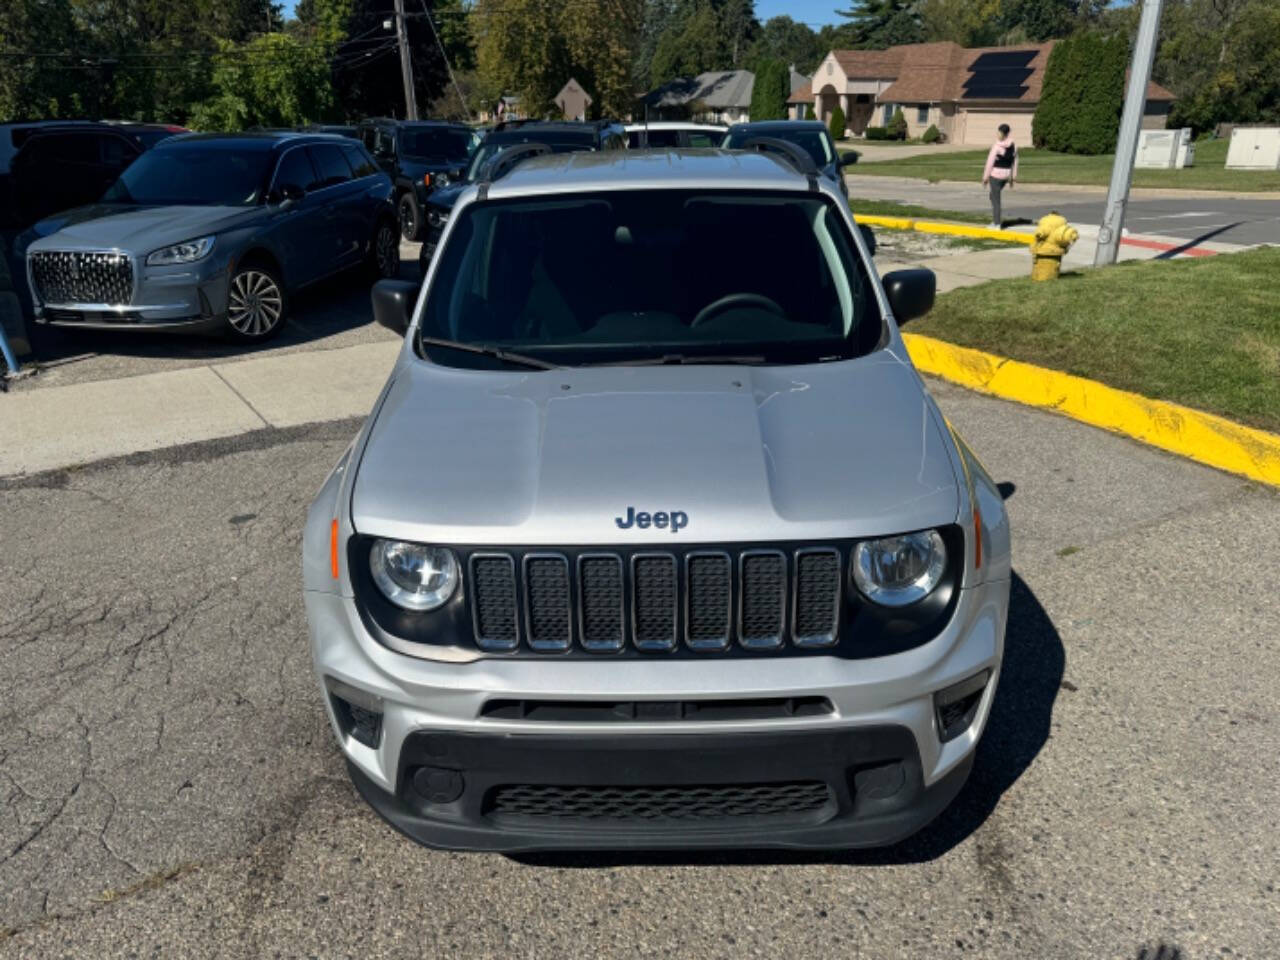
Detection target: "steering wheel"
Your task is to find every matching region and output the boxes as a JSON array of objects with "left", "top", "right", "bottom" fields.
[{"left": 691, "top": 293, "right": 786, "bottom": 328}]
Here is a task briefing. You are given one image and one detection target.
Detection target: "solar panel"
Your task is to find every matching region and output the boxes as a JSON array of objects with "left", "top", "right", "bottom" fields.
[{"left": 962, "top": 50, "right": 1037, "bottom": 101}]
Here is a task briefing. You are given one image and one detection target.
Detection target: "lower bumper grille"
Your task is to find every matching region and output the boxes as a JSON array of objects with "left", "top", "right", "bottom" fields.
[
  {"left": 486, "top": 781, "right": 832, "bottom": 822},
  {"left": 30, "top": 250, "right": 134, "bottom": 306}
]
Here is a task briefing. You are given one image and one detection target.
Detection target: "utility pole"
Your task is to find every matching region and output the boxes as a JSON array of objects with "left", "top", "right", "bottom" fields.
[
  {"left": 1094, "top": 0, "right": 1164, "bottom": 266},
  {"left": 393, "top": 0, "right": 419, "bottom": 121}
]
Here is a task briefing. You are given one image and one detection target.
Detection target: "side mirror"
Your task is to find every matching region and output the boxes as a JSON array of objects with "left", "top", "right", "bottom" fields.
[
  {"left": 276, "top": 183, "right": 304, "bottom": 208},
  {"left": 840, "top": 150, "right": 860, "bottom": 166},
  {"left": 881, "top": 268, "right": 935, "bottom": 325},
  {"left": 858, "top": 223, "right": 877, "bottom": 257},
  {"left": 372, "top": 279, "right": 417, "bottom": 336}
]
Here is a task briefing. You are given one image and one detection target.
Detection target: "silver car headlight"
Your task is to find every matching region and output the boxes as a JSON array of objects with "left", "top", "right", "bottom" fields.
[
  {"left": 369, "top": 539, "right": 459, "bottom": 611},
  {"left": 145, "top": 236, "right": 215, "bottom": 266},
  {"left": 852, "top": 529, "right": 947, "bottom": 607}
]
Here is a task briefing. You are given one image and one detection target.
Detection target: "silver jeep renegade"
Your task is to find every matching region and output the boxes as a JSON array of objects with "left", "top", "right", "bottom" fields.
[{"left": 303, "top": 145, "right": 1011, "bottom": 852}]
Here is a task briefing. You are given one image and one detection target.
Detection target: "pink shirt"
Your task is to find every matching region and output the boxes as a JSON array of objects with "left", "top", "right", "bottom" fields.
[{"left": 983, "top": 139, "right": 1018, "bottom": 181}]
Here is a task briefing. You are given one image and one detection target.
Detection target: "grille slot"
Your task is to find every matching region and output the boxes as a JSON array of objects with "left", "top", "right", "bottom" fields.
[
  {"left": 793, "top": 549, "right": 842, "bottom": 647},
  {"left": 523, "top": 555, "right": 571, "bottom": 651},
  {"left": 632, "top": 554, "right": 677, "bottom": 651},
  {"left": 685, "top": 552, "right": 731, "bottom": 650},
  {"left": 739, "top": 551, "right": 786, "bottom": 649},
  {"left": 30, "top": 250, "right": 133, "bottom": 306},
  {"left": 486, "top": 781, "right": 832, "bottom": 822},
  {"left": 470, "top": 554, "right": 518, "bottom": 651},
  {"left": 578, "top": 555, "right": 625, "bottom": 652}
]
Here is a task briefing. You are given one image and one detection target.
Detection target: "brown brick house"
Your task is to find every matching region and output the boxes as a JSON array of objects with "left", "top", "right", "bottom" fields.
[{"left": 806, "top": 41, "right": 1175, "bottom": 144}]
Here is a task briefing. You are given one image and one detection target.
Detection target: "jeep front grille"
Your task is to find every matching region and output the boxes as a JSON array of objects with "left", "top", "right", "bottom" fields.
[
  {"left": 468, "top": 546, "right": 843, "bottom": 654},
  {"left": 30, "top": 250, "right": 133, "bottom": 306}
]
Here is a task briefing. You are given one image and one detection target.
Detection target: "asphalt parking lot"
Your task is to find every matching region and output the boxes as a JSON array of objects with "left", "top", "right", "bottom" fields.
[{"left": 2, "top": 365, "right": 1277, "bottom": 957}]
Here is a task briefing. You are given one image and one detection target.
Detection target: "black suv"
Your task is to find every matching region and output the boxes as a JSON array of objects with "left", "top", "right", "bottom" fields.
[
  {"left": 417, "top": 120, "right": 626, "bottom": 273},
  {"left": 357, "top": 118, "right": 481, "bottom": 241}
]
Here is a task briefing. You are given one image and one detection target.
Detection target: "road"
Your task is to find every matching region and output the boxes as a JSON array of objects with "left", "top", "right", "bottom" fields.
[
  {"left": 846, "top": 174, "right": 1280, "bottom": 247},
  {"left": 2, "top": 378, "right": 1278, "bottom": 957}
]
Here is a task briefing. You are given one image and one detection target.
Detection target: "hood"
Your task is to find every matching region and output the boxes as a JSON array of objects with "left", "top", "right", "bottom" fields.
[
  {"left": 400, "top": 157, "right": 466, "bottom": 178},
  {"left": 351, "top": 352, "right": 961, "bottom": 546},
  {"left": 427, "top": 182, "right": 466, "bottom": 211},
  {"left": 28, "top": 204, "right": 259, "bottom": 252}
]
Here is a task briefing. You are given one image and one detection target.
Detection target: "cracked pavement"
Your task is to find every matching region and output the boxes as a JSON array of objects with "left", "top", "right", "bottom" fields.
[{"left": 1, "top": 383, "right": 1278, "bottom": 958}]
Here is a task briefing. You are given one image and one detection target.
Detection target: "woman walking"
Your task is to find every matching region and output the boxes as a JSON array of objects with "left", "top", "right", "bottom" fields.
[{"left": 982, "top": 123, "right": 1018, "bottom": 229}]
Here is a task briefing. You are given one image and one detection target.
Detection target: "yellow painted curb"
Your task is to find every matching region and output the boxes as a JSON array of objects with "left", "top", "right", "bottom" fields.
[
  {"left": 902, "top": 332, "right": 1280, "bottom": 487},
  {"left": 855, "top": 214, "right": 1034, "bottom": 245}
]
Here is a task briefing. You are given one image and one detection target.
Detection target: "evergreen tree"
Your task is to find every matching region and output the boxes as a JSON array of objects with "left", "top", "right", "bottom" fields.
[
  {"left": 1032, "top": 29, "right": 1128, "bottom": 153},
  {"left": 748, "top": 58, "right": 787, "bottom": 120},
  {"left": 836, "top": 0, "right": 923, "bottom": 49}
]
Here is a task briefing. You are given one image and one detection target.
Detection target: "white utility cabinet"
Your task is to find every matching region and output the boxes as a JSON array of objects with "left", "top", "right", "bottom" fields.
[
  {"left": 1134, "top": 128, "right": 1194, "bottom": 169},
  {"left": 1225, "top": 127, "right": 1280, "bottom": 170}
]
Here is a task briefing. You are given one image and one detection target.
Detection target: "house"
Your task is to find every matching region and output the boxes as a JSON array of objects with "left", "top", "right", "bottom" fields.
[
  {"left": 787, "top": 65, "right": 812, "bottom": 120},
  {"left": 807, "top": 41, "right": 1176, "bottom": 144},
  {"left": 644, "top": 70, "right": 754, "bottom": 124},
  {"left": 555, "top": 78, "right": 593, "bottom": 122}
]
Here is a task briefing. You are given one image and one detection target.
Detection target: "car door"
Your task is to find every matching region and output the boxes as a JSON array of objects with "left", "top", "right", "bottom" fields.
[
  {"left": 307, "top": 143, "right": 364, "bottom": 270},
  {"left": 342, "top": 142, "right": 390, "bottom": 253},
  {"left": 267, "top": 146, "right": 330, "bottom": 288}
]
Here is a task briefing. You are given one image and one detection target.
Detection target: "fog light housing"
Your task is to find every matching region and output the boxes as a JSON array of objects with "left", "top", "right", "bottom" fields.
[
  {"left": 328, "top": 681, "right": 383, "bottom": 749},
  {"left": 934, "top": 670, "right": 990, "bottom": 743}
]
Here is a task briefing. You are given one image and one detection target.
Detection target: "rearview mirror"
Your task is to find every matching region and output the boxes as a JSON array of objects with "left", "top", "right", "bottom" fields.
[
  {"left": 881, "top": 268, "right": 936, "bottom": 325},
  {"left": 372, "top": 279, "right": 417, "bottom": 336}
]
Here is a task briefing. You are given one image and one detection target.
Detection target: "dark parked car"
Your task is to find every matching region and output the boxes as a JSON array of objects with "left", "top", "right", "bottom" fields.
[
  {"left": 356, "top": 118, "right": 482, "bottom": 240},
  {"left": 417, "top": 120, "right": 627, "bottom": 273},
  {"left": 25, "top": 132, "right": 399, "bottom": 341},
  {"left": 0, "top": 122, "right": 144, "bottom": 232},
  {"left": 723, "top": 120, "right": 856, "bottom": 199}
]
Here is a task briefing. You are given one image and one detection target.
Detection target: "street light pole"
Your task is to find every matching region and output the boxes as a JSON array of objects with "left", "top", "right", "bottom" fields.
[
  {"left": 393, "top": 0, "right": 419, "bottom": 121},
  {"left": 1094, "top": 0, "right": 1165, "bottom": 266}
]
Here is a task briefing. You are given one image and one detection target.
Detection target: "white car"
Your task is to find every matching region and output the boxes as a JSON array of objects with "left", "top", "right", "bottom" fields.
[{"left": 624, "top": 122, "right": 727, "bottom": 149}]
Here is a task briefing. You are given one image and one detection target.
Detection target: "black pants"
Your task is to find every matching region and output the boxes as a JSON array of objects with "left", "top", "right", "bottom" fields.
[{"left": 989, "top": 178, "right": 1007, "bottom": 226}]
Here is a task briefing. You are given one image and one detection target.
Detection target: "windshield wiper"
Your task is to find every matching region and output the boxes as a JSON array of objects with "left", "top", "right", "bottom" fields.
[
  {"left": 417, "top": 335, "right": 560, "bottom": 370},
  {"left": 598, "top": 353, "right": 768, "bottom": 367}
]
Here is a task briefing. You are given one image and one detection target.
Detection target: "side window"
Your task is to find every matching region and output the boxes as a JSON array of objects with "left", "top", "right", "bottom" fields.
[
  {"left": 308, "top": 144, "right": 353, "bottom": 189},
  {"left": 359, "top": 127, "right": 376, "bottom": 151},
  {"left": 686, "top": 132, "right": 716, "bottom": 148},
  {"left": 374, "top": 130, "right": 395, "bottom": 157},
  {"left": 274, "top": 148, "right": 317, "bottom": 193},
  {"left": 342, "top": 143, "right": 378, "bottom": 178},
  {"left": 627, "top": 131, "right": 644, "bottom": 149},
  {"left": 98, "top": 134, "right": 139, "bottom": 171}
]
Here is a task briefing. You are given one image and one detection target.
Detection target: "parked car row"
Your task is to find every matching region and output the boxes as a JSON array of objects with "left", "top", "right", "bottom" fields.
[{"left": 12, "top": 115, "right": 857, "bottom": 346}]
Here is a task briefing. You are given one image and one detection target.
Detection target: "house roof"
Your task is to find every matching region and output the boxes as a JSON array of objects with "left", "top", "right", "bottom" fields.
[
  {"left": 555, "top": 78, "right": 592, "bottom": 105},
  {"left": 646, "top": 70, "right": 754, "bottom": 110},
  {"left": 831, "top": 47, "right": 907, "bottom": 79},
  {"left": 789, "top": 66, "right": 810, "bottom": 95},
  {"left": 787, "top": 79, "right": 812, "bottom": 104}
]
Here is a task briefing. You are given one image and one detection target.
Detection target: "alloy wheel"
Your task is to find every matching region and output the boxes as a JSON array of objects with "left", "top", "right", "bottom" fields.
[
  {"left": 227, "top": 270, "right": 284, "bottom": 337},
  {"left": 376, "top": 224, "right": 400, "bottom": 277}
]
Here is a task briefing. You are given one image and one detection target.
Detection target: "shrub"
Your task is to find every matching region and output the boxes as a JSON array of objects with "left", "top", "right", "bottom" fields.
[
  {"left": 749, "top": 58, "right": 788, "bottom": 121},
  {"left": 1033, "top": 30, "right": 1129, "bottom": 154},
  {"left": 828, "top": 104, "right": 846, "bottom": 140},
  {"left": 887, "top": 107, "right": 908, "bottom": 140},
  {"left": 922, "top": 123, "right": 941, "bottom": 144},
  {"left": 865, "top": 125, "right": 889, "bottom": 140},
  {"left": 805, "top": 104, "right": 816, "bottom": 120}
]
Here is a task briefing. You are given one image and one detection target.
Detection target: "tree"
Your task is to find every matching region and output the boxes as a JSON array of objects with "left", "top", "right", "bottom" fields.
[
  {"left": 748, "top": 57, "right": 787, "bottom": 120},
  {"left": 191, "top": 32, "right": 336, "bottom": 129},
  {"left": 649, "top": 2, "right": 725, "bottom": 85},
  {"left": 887, "top": 106, "right": 908, "bottom": 139},
  {"left": 836, "top": 0, "right": 924, "bottom": 49},
  {"left": 829, "top": 103, "right": 846, "bottom": 139},
  {"left": 1032, "top": 29, "right": 1128, "bottom": 153},
  {"left": 999, "top": 0, "right": 1081, "bottom": 42},
  {"left": 748, "top": 16, "right": 823, "bottom": 73},
  {"left": 918, "top": 0, "right": 1003, "bottom": 45}
]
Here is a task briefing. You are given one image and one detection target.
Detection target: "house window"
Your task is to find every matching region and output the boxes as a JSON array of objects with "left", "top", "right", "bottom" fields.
[
  {"left": 827, "top": 61, "right": 833, "bottom": 75},
  {"left": 917, "top": 105, "right": 929, "bottom": 125},
  {"left": 883, "top": 104, "right": 893, "bottom": 125}
]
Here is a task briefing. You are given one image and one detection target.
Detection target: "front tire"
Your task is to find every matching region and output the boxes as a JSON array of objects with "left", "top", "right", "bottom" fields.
[
  {"left": 224, "top": 264, "right": 287, "bottom": 341},
  {"left": 398, "top": 192, "right": 421, "bottom": 241},
  {"left": 367, "top": 218, "right": 401, "bottom": 280}
]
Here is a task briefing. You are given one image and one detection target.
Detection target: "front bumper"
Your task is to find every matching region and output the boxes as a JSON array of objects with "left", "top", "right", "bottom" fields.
[{"left": 307, "top": 575, "right": 1008, "bottom": 851}]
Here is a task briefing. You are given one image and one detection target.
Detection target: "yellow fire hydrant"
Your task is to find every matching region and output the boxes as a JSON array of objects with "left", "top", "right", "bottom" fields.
[{"left": 1030, "top": 212, "right": 1079, "bottom": 281}]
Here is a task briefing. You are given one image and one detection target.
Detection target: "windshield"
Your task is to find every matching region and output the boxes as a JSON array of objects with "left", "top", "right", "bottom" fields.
[
  {"left": 101, "top": 145, "right": 271, "bottom": 206},
  {"left": 725, "top": 129, "right": 834, "bottom": 168},
  {"left": 400, "top": 127, "right": 478, "bottom": 162},
  {"left": 464, "top": 135, "right": 595, "bottom": 182},
  {"left": 419, "top": 190, "right": 879, "bottom": 367}
]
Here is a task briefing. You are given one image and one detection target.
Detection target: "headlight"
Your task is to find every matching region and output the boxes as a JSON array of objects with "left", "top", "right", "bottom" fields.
[
  {"left": 852, "top": 529, "right": 947, "bottom": 607},
  {"left": 145, "top": 236, "right": 215, "bottom": 266},
  {"left": 369, "top": 540, "right": 459, "bottom": 611}
]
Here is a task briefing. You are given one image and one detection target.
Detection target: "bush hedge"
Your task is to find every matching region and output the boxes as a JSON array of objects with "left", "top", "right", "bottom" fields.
[
  {"left": 805, "top": 104, "right": 816, "bottom": 120},
  {"left": 865, "top": 126, "right": 889, "bottom": 140},
  {"left": 829, "top": 105, "right": 846, "bottom": 140},
  {"left": 887, "top": 107, "right": 908, "bottom": 141},
  {"left": 922, "top": 123, "right": 941, "bottom": 143},
  {"left": 1033, "top": 30, "right": 1129, "bottom": 154}
]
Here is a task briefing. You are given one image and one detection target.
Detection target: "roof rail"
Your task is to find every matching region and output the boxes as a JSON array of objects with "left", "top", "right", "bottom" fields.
[
  {"left": 475, "top": 141, "right": 553, "bottom": 199},
  {"left": 739, "top": 136, "right": 820, "bottom": 190}
]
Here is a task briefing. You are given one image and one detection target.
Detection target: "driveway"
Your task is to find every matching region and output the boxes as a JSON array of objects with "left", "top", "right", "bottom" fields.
[
  {"left": 2, "top": 378, "right": 1277, "bottom": 957},
  {"left": 846, "top": 174, "right": 1280, "bottom": 247}
]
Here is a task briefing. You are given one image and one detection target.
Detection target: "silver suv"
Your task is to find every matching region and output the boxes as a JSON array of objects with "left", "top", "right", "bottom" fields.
[{"left": 303, "top": 144, "right": 1011, "bottom": 851}]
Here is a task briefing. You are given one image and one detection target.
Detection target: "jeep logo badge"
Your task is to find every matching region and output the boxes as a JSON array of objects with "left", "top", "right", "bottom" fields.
[{"left": 615, "top": 507, "right": 688, "bottom": 533}]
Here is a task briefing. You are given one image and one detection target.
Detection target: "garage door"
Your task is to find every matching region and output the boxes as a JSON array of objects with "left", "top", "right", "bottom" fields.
[{"left": 961, "top": 109, "right": 1033, "bottom": 146}]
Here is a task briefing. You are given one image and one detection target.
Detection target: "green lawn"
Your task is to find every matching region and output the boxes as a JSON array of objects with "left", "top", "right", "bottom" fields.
[
  {"left": 911, "top": 246, "right": 1280, "bottom": 432},
  {"left": 848, "top": 199, "right": 989, "bottom": 224},
  {"left": 852, "top": 139, "right": 1280, "bottom": 192}
]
